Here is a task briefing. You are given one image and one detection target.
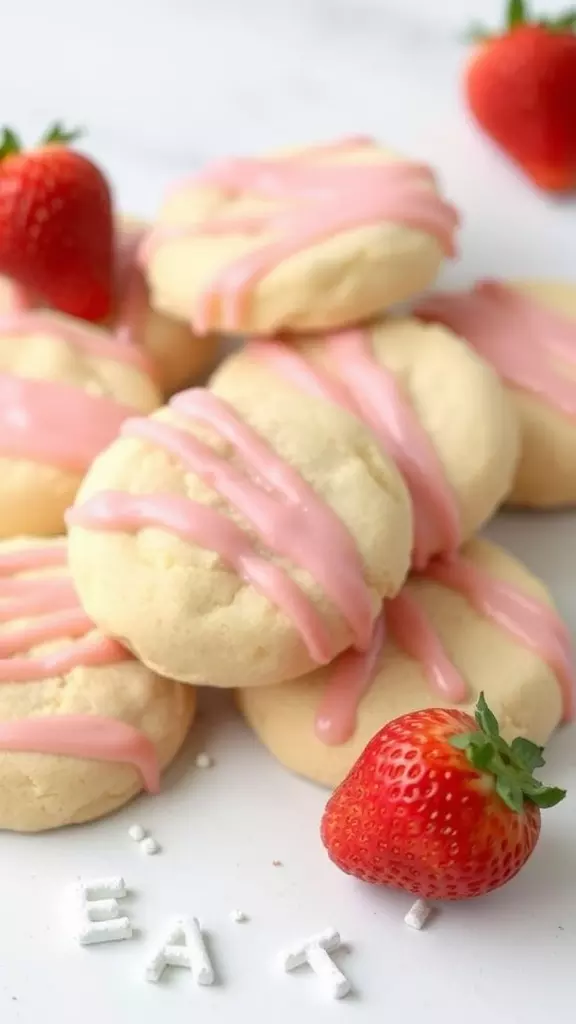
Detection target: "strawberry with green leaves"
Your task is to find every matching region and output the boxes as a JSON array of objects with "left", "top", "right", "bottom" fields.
[
  {"left": 0, "top": 122, "right": 114, "bottom": 320},
  {"left": 464, "top": 0, "right": 576, "bottom": 191},
  {"left": 321, "top": 695, "right": 565, "bottom": 900}
]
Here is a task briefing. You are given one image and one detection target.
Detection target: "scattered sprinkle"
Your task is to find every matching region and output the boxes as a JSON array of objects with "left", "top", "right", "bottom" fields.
[
  {"left": 280, "top": 928, "right": 351, "bottom": 999},
  {"left": 77, "top": 917, "right": 133, "bottom": 946},
  {"left": 141, "top": 837, "right": 161, "bottom": 856},
  {"left": 76, "top": 877, "right": 133, "bottom": 946},
  {"left": 128, "top": 824, "right": 146, "bottom": 842},
  {"left": 145, "top": 917, "right": 215, "bottom": 985},
  {"left": 195, "top": 752, "right": 213, "bottom": 769},
  {"left": 80, "top": 877, "right": 126, "bottom": 900},
  {"left": 404, "top": 899, "right": 432, "bottom": 930},
  {"left": 230, "top": 909, "right": 248, "bottom": 923}
]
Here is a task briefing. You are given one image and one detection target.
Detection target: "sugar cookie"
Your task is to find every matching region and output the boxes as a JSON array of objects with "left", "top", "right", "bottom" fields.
[
  {"left": 416, "top": 279, "right": 576, "bottom": 507},
  {"left": 211, "top": 318, "right": 519, "bottom": 568},
  {"left": 0, "top": 217, "right": 218, "bottom": 398},
  {"left": 0, "top": 537, "right": 195, "bottom": 832},
  {"left": 238, "top": 539, "right": 572, "bottom": 788},
  {"left": 0, "top": 309, "right": 161, "bottom": 538},
  {"left": 141, "top": 136, "right": 459, "bottom": 336},
  {"left": 67, "top": 383, "right": 413, "bottom": 688},
  {"left": 113, "top": 218, "right": 219, "bottom": 394}
]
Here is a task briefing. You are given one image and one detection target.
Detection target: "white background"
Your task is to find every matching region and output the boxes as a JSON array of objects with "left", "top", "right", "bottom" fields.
[{"left": 0, "top": 1, "right": 575, "bottom": 1021}]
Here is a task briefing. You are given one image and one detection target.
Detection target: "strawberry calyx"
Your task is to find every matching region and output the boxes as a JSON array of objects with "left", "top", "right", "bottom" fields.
[
  {"left": 0, "top": 122, "right": 83, "bottom": 162},
  {"left": 449, "top": 693, "right": 566, "bottom": 812},
  {"left": 466, "top": 0, "right": 576, "bottom": 43},
  {"left": 41, "top": 121, "right": 83, "bottom": 146}
]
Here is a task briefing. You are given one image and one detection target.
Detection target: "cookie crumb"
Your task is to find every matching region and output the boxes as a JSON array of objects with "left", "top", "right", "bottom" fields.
[
  {"left": 141, "top": 837, "right": 161, "bottom": 856},
  {"left": 195, "top": 752, "right": 213, "bottom": 769},
  {"left": 272, "top": 859, "right": 283, "bottom": 867},
  {"left": 404, "top": 899, "right": 432, "bottom": 930},
  {"left": 230, "top": 909, "right": 248, "bottom": 923},
  {"left": 128, "top": 824, "right": 146, "bottom": 842}
]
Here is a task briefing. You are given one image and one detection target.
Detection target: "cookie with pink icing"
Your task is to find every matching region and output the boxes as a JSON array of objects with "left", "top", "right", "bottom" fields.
[
  {"left": 0, "top": 308, "right": 161, "bottom": 538},
  {"left": 416, "top": 279, "right": 576, "bottom": 507},
  {"left": 0, "top": 536, "right": 195, "bottom": 831},
  {"left": 0, "top": 216, "right": 218, "bottom": 398},
  {"left": 238, "top": 538, "right": 573, "bottom": 788},
  {"left": 66, "top": 381, "right": 413, "bottom": 689},
  {"left": 141, "top": 136, "right": 460, "bottom": 336},
  {"left": 210, "top": 317, "right": 519, "bottom": 569},
  {"left": 110, "top": 217, "right": 219, "bottom": 395}
]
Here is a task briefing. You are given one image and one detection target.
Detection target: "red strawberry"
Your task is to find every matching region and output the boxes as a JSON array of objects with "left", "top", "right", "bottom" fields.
[
  {"left": 0, "top": 122, "right": 114, "bottom": 320},
  {"left": 464, "top": 0, "right": 576, "bottom": 192},
  {"left": 321, "top": 695, "right": 565, "bottom": 901}
]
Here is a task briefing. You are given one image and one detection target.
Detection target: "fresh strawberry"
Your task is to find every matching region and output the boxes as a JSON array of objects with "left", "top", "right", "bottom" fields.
[
  {"left": 464, "top": 0, "right": 576, "bottom": 191},
  {"left": 0, "top": 122, "right": 114, "bottom": 320},
  {"left": 321, "top": 695, "right": 565, "bottom": 901}
]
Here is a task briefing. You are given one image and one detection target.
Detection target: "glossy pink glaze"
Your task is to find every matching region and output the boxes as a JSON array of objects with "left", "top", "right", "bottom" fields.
[
  {"left": 0, "top": 306, "right": 156, "bottom": 470},
  {"left": 0, "top": 310, "right": 152, "bottom": 374},
  {"left": 67, "top": 388, "right": 376, "bottom": 664},
  {"left": 249, "top": 331, "right": 460, "bottom": 568},
  {"left": 0, "top": 543, "right": 159, "bottom": 789},
  {"left": 416, "top": 280, "right": 576, "bottom": 418},
  {"left": 114, "top": 224, "right": 151, "bottom": 352},
  {"left": 314, "top": 614, "right": 386, "bottom": 745},
  {"left": 0, "top": 716, "right": 160, "bottom": 793},
  {"left": 142, "top": 137, "right": 459, "bottom": 333},
  {"left": 424, "top": 557, "right": 575, "bottom": 720},
  {"left": 315, "top": 553, "right": 574, "bottom": 744},
  {"left": 0, "top": 374, "right": 137, "bottom": 472}
]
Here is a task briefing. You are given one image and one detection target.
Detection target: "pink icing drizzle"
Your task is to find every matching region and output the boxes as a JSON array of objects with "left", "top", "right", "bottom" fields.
[
  {"left": 416, "top": 280, "right": 576, "bottom": 418},
  {"left": 0, "top": 717, "right": 159, "bottom": 793},
  {"left": 424, "top": 557, "right": 575, "bottom": 719},
  {"left": 0, "top": 542, "right": 159, "bottom": 789},
  {"left": 0, "top": 310, "right": 155, "bottom": 471},
  {"left": 316, "top": 553, "right": 575, "bottom": 745},
  {"left": 142, "top": 137, "right": 459, "bottom": 333},
  {"left": 249, "top": 331, "right": 460, "bottom": 568},
  {"left": 0, "top": 374, "right": 137, "bottom": 472},
  {"left": 113, "top": 223, "right": 152, "bottom": 352},
  {"left": 67, "top": 388, "right": 376, "bottom": 664},
  {"left": 314, "top": 614, "right": 386, "bottom": 745},
  {"left": 0, "top": 310, "right": 152, "bottom": 374}
]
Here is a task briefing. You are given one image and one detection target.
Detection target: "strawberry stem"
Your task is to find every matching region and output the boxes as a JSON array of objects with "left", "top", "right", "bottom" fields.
[
  {"left": 449, "top": 693, "right": 566, "bottom": 813},
  {"left": 0, "top": 128, "right": 22, "bottom": 161},
  {"left": 507, "top": 0, "right": 527, "bottom": 29},
  {"left": 40, "top": 121, "right": 83, "bottom": 146},
  {"left": 465, "top": 1, "right": 576, "bottom": 43}
]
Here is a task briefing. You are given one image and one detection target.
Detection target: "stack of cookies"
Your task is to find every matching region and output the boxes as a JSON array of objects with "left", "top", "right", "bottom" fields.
[{"left": 0, "top": 137, "right": 573, "bottom": 832}]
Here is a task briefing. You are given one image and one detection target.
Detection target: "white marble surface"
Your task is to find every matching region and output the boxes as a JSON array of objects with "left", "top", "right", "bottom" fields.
[{"left": 1, "top": 3, "right": 575, "bottom": 1023}]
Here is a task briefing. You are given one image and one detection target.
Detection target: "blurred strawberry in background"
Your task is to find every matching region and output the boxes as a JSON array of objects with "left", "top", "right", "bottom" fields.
[{"left": 464, "top": 0, "right": 576, "bottom": 191}]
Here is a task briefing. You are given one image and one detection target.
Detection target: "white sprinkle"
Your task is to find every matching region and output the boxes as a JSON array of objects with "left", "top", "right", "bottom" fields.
[
  {"left": 128, "top": 824, "right": 146, "bottom": 842},
  {"left": 195, "top": 752, "right": 213, "bottom": 769},
  {"left": 76, "top": 877, "right": 133, "bottom": 946},
  {"left": 141, "top": 837, "right": 161, "bottom": 856},
  {"left": 145, "top": 917, "right": 215, "bottom": 985},
  {"left": 280, "top": 928, "right": 351, "bottom": 999},
  {"left": 230, "top": 909, "right": 248, "bottom": 923},
  {"left": 86, "top": 899, "right": 120, "bottom": 922},
  {"left": 404, "top": 899, "right": 432, "bottom": 930},
  {"left": 78, "top": 917, "right": 133, "bottom": 946},
  {"left": 81, "top": 877, "right": 126, "bottom": 900}
]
